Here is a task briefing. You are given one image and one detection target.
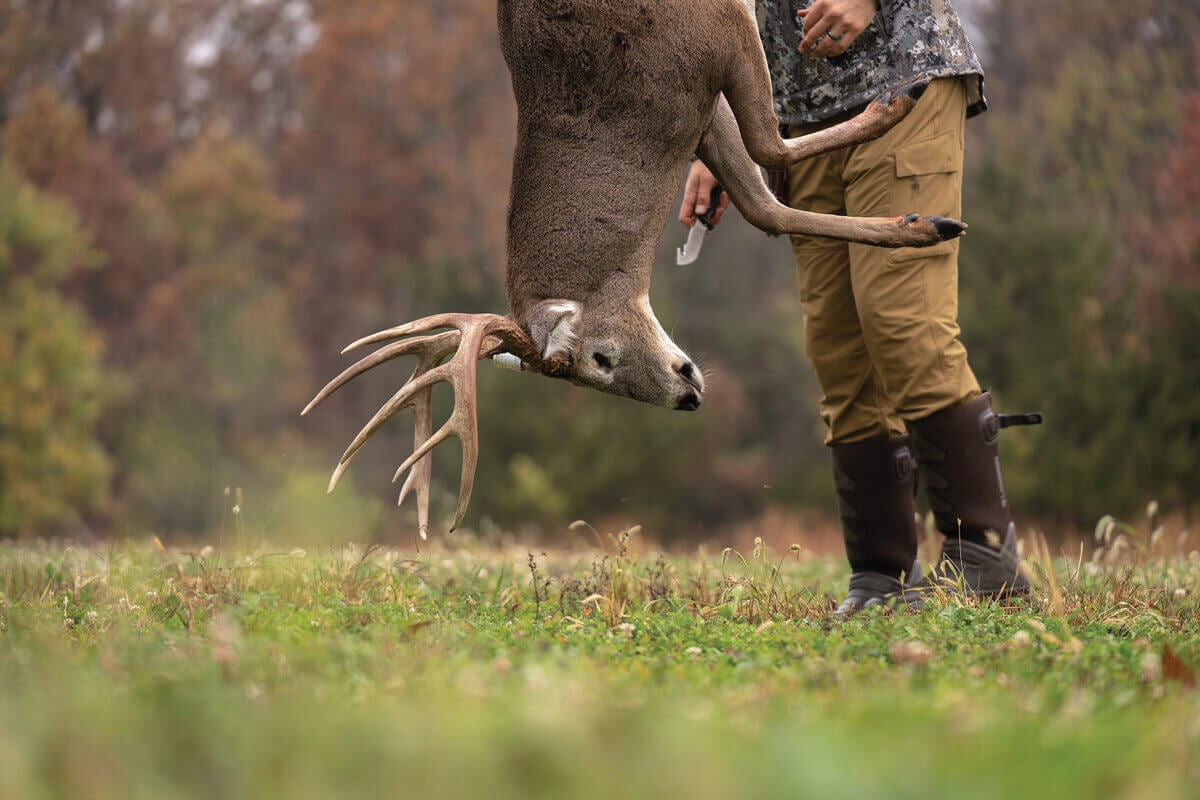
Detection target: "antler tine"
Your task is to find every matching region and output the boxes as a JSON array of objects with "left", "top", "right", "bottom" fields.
[
  {"left": 321, "top": 331, "right": 459, "bottom": 495},
  {"left": 329, "top": 363, "right": 451, "bottom": 486},
  {"left": 450, "top": 386, "right": 481, "bottom": 532},
  {"left": 446, "top": 325, "right": 485, "bottom": 532},
  {"left": 341, "top": 313, "right": 481, "bottom": 354},
  {"left": 396, "top": 382, "right": 432, "bottom": 540},
  {"left": 303, "top": 330, "right": 461, "bottom": 416},
  {"left": 389, "top": 420, "right": 457, "bottom": 492}
]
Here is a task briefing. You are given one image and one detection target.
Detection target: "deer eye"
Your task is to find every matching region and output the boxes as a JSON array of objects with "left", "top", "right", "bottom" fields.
[{"left": 593, "top": 352, "right": 614, "bottom": 371}]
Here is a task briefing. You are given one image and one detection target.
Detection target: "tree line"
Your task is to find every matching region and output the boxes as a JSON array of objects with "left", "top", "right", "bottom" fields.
[{"left": 1, "top": 0, "right": 1196, "bottom": 543}]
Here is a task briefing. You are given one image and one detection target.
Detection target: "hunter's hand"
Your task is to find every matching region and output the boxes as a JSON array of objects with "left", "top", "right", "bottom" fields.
[
  {"left": 798, "top": 0, "right": 879, "bottom": 58},
  {"left": 679, "top": 160, "right": 730, "bottom": 228}
]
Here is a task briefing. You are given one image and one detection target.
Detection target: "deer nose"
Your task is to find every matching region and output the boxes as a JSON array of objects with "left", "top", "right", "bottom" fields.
[
  {"left": 676, "top": 391, "right": 702, "bottom": 411},
  {"left": 674, "top": 360, "right": 704, "bottom": 392}
]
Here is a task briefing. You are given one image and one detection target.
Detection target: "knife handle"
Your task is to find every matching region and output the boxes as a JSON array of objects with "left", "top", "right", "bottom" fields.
[{"left": 698, "top": 184, "right": 723, "bottom": 229}]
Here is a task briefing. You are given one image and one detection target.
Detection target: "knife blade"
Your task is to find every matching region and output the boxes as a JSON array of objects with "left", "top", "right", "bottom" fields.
[{"left": 676, "top": 183, "right": 724, "bottom": 265}]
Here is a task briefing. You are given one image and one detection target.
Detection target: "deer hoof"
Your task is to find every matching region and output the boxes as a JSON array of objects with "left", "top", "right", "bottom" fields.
[
  {"left": 927, "top": 215, "right": 968, "bottom": 241},
  {"left": 901, "top": 77, "right": 929, "bottom": 102},
  {"left": 874, "top": 77, "right": 929, "bottom": 111},
  {"left": 899, "top": 213, "right": 967, "bottom": 246}
]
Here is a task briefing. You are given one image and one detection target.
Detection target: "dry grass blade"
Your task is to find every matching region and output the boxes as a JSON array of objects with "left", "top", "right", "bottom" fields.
[{"left": 1024, "top": 530, "right": 1066, "bottom": 616}]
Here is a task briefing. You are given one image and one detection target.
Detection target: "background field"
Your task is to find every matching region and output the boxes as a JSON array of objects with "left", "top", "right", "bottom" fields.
[{"left": 2, "top": 524, "right": 1198, "bottom": 800}]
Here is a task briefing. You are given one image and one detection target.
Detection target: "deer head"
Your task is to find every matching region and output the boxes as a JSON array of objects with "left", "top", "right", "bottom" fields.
[{"left": 520, "top": 295, "right": 704, "bottom": 411}]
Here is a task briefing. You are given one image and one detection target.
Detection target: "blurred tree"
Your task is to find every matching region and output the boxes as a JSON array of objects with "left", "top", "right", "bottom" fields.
[
  {"left": 281, "top": 0, "right": 515, "bottom": 352},
  {"left": 0, "top": 161, "right": 111, "bottom": 537},
  {"left": 115, "top": 129, "right": 309, "bottom": 533},
  {"left": 2, "top": 85, "right": 168, "bottom": 359},
  {"left": 0, "top": 0, "right": 1195, "bottom": 540},
  {"left": 961, "top": 0, "right": 1200, "bottom": 523},
  {"left": 1109, "top": 89, "right": 1200, "bottom": 511}
]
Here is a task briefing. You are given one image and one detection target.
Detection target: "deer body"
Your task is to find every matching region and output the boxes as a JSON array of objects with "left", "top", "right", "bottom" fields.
[
  {"left": 305, "top": 0, "right": 966, "bottom": 534},
  {"left": 500, "top": 0, "right": 727, "bottom": 407}
]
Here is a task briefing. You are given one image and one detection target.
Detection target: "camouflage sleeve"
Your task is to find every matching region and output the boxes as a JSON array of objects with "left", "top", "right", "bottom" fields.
[{"left": 758, "top": 0, "right": 986, "bottom": 125}]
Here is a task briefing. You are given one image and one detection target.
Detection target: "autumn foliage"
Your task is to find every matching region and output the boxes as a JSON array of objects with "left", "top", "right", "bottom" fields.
[{"left": 0, "top": 0, "right": 1196, "bottom": 540}]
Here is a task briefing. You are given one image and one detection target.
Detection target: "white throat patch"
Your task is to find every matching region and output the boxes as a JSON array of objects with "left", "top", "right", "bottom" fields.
[{"left": 542, "top": 302, "right": 581, "bottom": 359}]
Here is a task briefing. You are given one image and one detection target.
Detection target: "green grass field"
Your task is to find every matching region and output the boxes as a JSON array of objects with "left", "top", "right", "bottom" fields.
[{"left": 1, "top": 527, "right": 1198, "bottom": 800}]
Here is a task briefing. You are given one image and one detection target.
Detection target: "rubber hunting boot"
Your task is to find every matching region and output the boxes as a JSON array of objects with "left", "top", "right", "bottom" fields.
[
  {"left": 909, "top": 392, "right": 1031, "bottom": 598},
  {"left": 831, "top": 436, "right": 925, "bottom": 616}
]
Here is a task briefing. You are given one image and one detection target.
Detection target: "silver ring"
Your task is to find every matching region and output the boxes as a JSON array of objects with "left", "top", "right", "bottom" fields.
[{"left": 827, "top": 31, "right": 843, "bottom": 41}]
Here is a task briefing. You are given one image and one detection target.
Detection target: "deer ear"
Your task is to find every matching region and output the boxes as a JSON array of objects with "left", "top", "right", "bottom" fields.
[{"left": 528, "top": 300, "right": 582, "bottom": 360}]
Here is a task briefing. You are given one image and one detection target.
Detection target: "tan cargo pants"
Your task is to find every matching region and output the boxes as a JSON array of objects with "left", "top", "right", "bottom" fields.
[{"left": 787, "top": 77, "right": 981, "bottom": 445}]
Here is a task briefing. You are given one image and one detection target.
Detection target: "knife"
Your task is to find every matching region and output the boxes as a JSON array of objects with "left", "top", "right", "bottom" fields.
[{"left": 676, "top": 184, "right": 724, "bottom": 265}]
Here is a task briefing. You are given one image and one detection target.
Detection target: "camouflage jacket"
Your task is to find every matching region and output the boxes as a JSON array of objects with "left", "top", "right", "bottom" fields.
[{"left": 755, "top": 0, "right": 986, "bottom": 125}]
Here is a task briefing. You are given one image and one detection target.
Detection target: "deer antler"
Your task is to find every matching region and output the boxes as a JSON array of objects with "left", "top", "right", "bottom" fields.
[{"left": 302, "top": 313, "right": 539, "bottom": 537}]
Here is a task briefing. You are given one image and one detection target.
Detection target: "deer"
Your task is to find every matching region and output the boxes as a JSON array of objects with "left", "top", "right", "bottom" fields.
[{"left": 302, "top": 0, "right": 966, "bottom": 538}]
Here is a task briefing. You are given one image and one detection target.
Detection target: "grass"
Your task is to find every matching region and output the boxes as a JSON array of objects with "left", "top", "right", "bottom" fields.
[{"left": 1, "top": 525, "right": 1198, "bottom": 800}]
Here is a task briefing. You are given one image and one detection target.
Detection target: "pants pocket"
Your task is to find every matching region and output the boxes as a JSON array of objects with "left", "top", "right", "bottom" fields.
[{"left": 889, "top": 128, "right": 963, "bottom": 265}]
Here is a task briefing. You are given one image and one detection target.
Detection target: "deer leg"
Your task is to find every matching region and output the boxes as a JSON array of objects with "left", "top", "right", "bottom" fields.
[
  {"left": 717, "top": 4, "right": 927, "bottom": 170},
  {"left": 696, "top": 95, "right": 965, "bottom": 247}
]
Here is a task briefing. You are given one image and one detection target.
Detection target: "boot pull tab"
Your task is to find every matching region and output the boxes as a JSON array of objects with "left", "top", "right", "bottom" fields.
[
  {"left": 893, "top": 446, "right": 917, "bottom": 482},
  {"left": 998, "top": 413, "right": 1044, "bottom": 429}
]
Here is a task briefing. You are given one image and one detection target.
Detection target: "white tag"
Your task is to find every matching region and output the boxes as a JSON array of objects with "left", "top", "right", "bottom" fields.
[{"left": 493, "top": 353, "right": 524, "bottom": 371}]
